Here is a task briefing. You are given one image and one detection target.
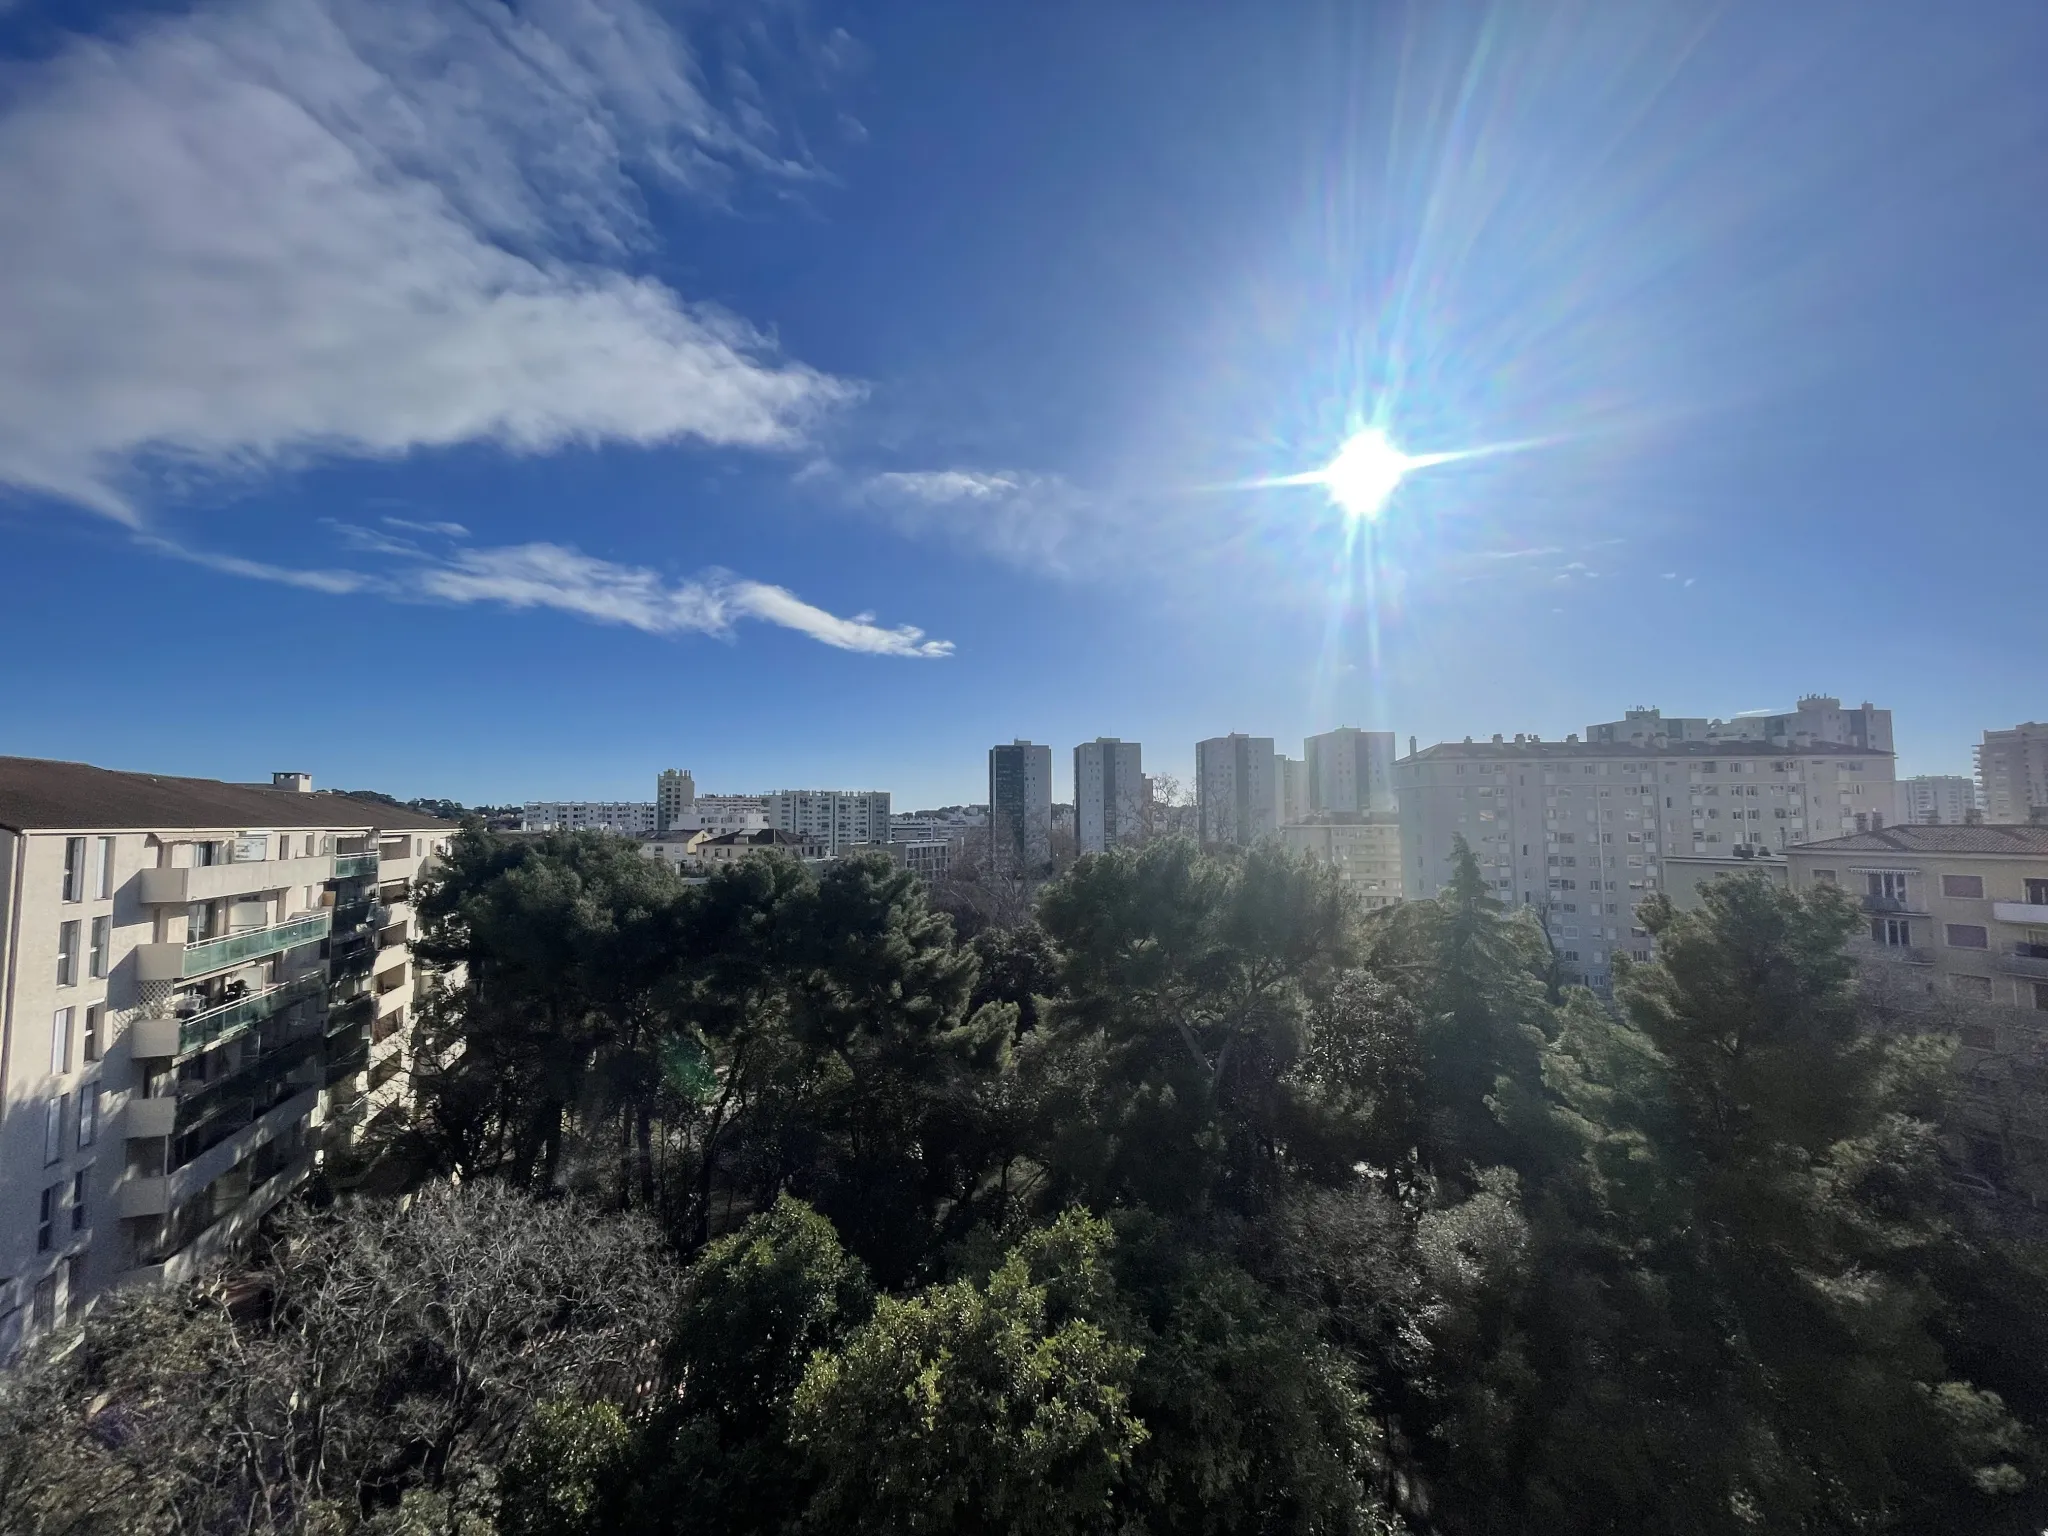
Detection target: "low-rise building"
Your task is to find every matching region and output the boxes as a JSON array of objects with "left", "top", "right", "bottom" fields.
[
  {"left": 691, "top": 828, "right": 830, "bottom": 868},
  {"left": 520, "top": 800, "right": 658, "bottom": 835},
  {"left": 890, "top": 841, "right": 954, "bottom": 884},
  {"left": 0, "top": 759, "right": 453, "bottom": 1358}
]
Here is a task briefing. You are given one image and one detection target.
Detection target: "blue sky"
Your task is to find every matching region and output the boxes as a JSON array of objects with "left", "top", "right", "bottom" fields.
[{"left": 1, "top": 0, "right": 2043, "bottom": 809}]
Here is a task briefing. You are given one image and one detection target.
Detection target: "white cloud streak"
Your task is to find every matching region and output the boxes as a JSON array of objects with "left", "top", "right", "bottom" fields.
[
  {"left": 851, "top": 466, "right": 1105, "bottom": 576},
  {"left": 141, "top": 534, "right": 952, "bottom": 658},
  {"left": 0, "top": 0, "right": 855, "bottom": 521}
]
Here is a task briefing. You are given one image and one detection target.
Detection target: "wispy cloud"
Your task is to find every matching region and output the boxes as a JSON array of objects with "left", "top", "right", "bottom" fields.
[
  {"left": 137, "top": 533, "right": 952, "bottom": 658},
  {"left": 0, "top": 0, "right": 857, "bottom": 521},
  {"left": 383, "top": 516, "right": 469, "bottom": 539},
  {"left": 840, "top": 465, "right": 1112, "bottom": 576}
]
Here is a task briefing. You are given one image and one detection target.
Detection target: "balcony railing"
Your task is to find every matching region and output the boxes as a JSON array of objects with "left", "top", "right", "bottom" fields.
[
  {"left": 137, "top": 911, "right": 333, "bottom": 981},
  {"left": 1861, "top": 894, "right": 1924, "bottom": 916},
  {"left": 160, "top": 972, "right": 327, "bottom": 1056},
  {"left": 1997, "top": 946, "right": 2048, "bottom": 981},
  {"left": 333, "top": 852, "right": 380, "bottom": 881}
]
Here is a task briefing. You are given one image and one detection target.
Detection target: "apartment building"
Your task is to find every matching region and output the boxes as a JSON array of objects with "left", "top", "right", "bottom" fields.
[
  {"left": 766, "top": 790, "right": 891, "bottom": 855},
  {"left": 655, "top": 769, "right": 696, "bottom": 835},
  {"left": 1196, "top": 734, "right": 1277, "bottom": 848},
  {"left": 1587, "top": 696, "right": 1893, "bottom": 754},
  {"left": 989, "top": 742, "right": 1053, "bottom": 876},
  {"left": 1901, "top": 775, "right": 1981, "bottom": 826},
  {"left": 680, "top": 795, "right": 771, "bottom": 835},
  {"left": 519, "top": 801, "right": 658, "bottom": 835},
  {"left": 1278, "top": 815, "right": 1404, "bottom": 910},
  {"left": 1978, "top": 724, "right": 2048, "bottom": 826},
  {"left": 1304, "top": 727, "right": 1398, "bottom": 815},
  {"left": 1275, "top": 755, "right": 1310, "bottom": 826},
  {"left": 1074, "top": 738, "right": 1146, "bottom": 855},
  {"left": 1395, "top": 736, "right": 1898, "bottom": 989},
  {"left": 1784, "top": 825, "right": 2048, "bottom": 1191},
  {"left": 889, "top": 840, "right": 955, "bottom": 884},
  {"left": 0, "top": 759, "right": 452, "bottom": 1358}
]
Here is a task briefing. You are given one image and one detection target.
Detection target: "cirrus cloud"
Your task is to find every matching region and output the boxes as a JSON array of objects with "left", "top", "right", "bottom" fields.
[{"left": 0, "top": 0, "right": 857, "bottom": 522}]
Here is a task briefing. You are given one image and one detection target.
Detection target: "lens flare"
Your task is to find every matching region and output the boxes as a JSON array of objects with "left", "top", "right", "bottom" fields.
[{"left": 1320, "top": 428, "right": 1412, "bottom": 520}]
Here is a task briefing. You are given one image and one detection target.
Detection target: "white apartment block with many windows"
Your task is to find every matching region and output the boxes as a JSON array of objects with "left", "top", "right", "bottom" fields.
[
  {"left": 1396, "top": 736, "right": 1898, "bottom": 990},
  {"left": 1978, "top": 723, "right": 2048, "bottom": 826},
  {"left": 656, "top": 769, "right": 696, "bottom": 834},
  {"left": 1304, "top": 728, "right": 1398, "bottom": 816},
  {"left": 767, "top": 790, "right": 891, "bottom": 855},
  {"left": 520, "top": 801, "right": 658, "bottom": 835},
  {"left": 1196, "top": 735, "right": 1277, "bottom": 848},
  {"left": 1279, "top": 816, "right": 1404, "bottom": 910},
  {"left": 1901, "top": 775, "right": 1981, "bottom": 826},
  {"left": 0, "top": 760, "right": 453, "bottom": 1359},
  {"left": 1074, "top": 739, "right": 1146, "bottom": 854}
]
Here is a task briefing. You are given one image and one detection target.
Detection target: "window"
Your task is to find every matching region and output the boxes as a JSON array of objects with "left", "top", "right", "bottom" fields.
[
  {"left": 1871, "top": 917, "right": 1912, "bottom": 947},
  {"left": 88, "top": 917, "right": 110, "bottom": 980},
  {"left": 61, "top": 837, "right": 86, "bottom": 901},
  {"left": 1946, "top": 924, "right": 1990, "bottom": 950},
  {"left": 56, "top": 921, "right": 79, "bottom": 986},
  {"left": 38, "top": 1186, "right": 58, "bottom": 1252},
  {"left": 1960, "top": 1022, "right": 1997, "bottom": 1049},
  {"left": 1813, "top": 869, "right": 1837, "bottom": 883},
  {"left": 94, "top": 836, "right": 115, "bottom": 899},
  {"left": 82, "top": 1004, "right": 101, "bottom": 1063},
  {"left": 1951, "top": 974, "right": 1994, "bottom": 1000},
  {"left": 71, "top": 1170, "right": 88, "bottom": 1232},
  {"left": 2036, "top": 983, "right": 2048, "bottom": 1012},
  {"left": 50, "top": 1007, "right": 72, "bottom": 1075},
  {"left": 2028, "top": 879, "right": 2048, "bottom": 906},
  {"left": 44, "top": 1096, "right": 67, "bottom": 1165},
  {"left": 1942, "top": 874, "right": 1985, "bottom": 899},
  {"left": 77, "top": 1083, "right": 97, "bottom": 1149}
]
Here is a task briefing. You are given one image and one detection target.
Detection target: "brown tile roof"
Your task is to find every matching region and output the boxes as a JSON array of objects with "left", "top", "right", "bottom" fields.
[
  {"left": 1791, "top": 825, "right": 2048, "bottom": 857},
  {"left": 0, "top": 757, "right": 456, "bottom": 834}
]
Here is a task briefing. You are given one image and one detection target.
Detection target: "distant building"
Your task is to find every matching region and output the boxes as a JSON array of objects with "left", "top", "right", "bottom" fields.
[
  {"left": 1304, "top": 728, "right": 1398, "bottom": 815},
  {"left": 890, "top": 840, "right": 954, "bottom": 884},
  {"left": 1279, "top": 814, "right": 1404, "bottom": 910},
  {"left": 989, "top": 741, "right": 1053, "bottom": 876},
  {"left": 1074, "top": 738, "right": 1146, "bottom": 854},
  {"left": 1978, "top": 724, "right": 2048, "bottom": 826},
  {"left": 655, "top": 769, "right": 696, "bottom": 835},
  {"left": 679, "top": 795, "right": 771, "bottom": 836},
  {"left": 520, "top": 801, "right": 657, "bottom": 835},
  {"left": 1395, "top": 735, "right": 1898, "bottom": 991},
  {"left": 1585, "top": 708, "right": 1715, "bottom": 747},
  {"left": 1196, "top": 734, "right": 1276, "bottom": 848},
  {"left": 693, "top": 828, "right": 830, "bottom": 867},
  {"left": 767, "top": 790, "right": 891, "bottom": 855},
  {"left": 1902, "top": 775, "right": 1980, "bottom": 826},
  {"left": 1585, "top": 696, "right": 1894, "bottom": 754},
  {"left": 1275, "top": 755, "right": 1311, "bottom": 826}
]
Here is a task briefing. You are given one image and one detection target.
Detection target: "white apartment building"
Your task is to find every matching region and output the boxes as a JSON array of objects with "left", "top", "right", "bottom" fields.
[
  {"left": 1196, "top": 735, "right": 1277, "bottom": 848},
  {"left": 1902, "top": 775, "right": 1981, "bottom": 826},
  {"left": 655, "top": 769, "right": 696, "bottom": 835},
  {"left": 1586, "top": 696, "right": 1893, "bottom": 754},
  {"left": 680, "top": 795, "right": 771, "bottom": 836},
  {"left": 767, "top": 790, "right": 891, "bottom": 855},
  {"left": 989, "top": 742, "right": 1053, "bottom": 876},
  {"left": 1396, "top": 736, "right": 1898, "bottom": 990},
  {"left": 1275, "top": 755, "right": 1311, "bottom": 826},
  {"left": 1074, "top": 738, "right": 1146, "bottom": 854},
  {"left": 519, "top": 801, "right": 658, "bottom": 835},
  {"left": 1304, "top": 728, "right": 1398, "bottom": 815},
  {"left": 1979, "top": 724, "right": 2048, "bottom": 826},
  {"left": 1279, "top": 815, "right": 1404, "bottom": 910},
  {"left": 890, "top": 840, "right": 955, "bottom": 884},
  {"left": 0, "top": 760, "right": 452, "bottom": 1358}
]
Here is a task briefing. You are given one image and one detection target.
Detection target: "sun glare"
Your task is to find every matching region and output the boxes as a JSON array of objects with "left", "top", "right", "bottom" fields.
[{"left": 1320, "top": 429, "right": 1412, "bottom": 521}]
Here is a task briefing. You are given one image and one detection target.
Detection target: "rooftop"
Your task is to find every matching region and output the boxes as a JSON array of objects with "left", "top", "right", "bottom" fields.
[
  {"left": 1792, "top": 825, "right": 2048, "bottom": 857},
  {"left": 1402, "top": 739, "right": 1887, "bottom": 763},
  {"left": 0, "top": 756, "right": 456, "bottom": 834}
]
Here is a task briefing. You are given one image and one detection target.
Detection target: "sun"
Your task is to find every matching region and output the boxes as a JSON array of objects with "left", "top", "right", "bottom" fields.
[{"left": 1319, "top": 429, "right": 1412, "bottom": 521}]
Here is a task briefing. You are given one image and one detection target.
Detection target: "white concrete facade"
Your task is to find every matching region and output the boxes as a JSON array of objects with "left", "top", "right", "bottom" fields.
[
  {"left": 1279, "top": 815, "right": 1404, "bottom": 910},
  {"left": 1304, "top": 728, "right": 1398, "bottom": 816},
  {"left": 989, "top": 742, "right": 1053, "bottom": 876},
  {"left": 655, "top": 769, "right": 696, "bottom": 835},
  {"left": 1396, "top": 737, "right": 1898, "bottom": 990},
  {"left": 1979, "top": 724, "right": 2048, "bottom": 826},
  {"left": 1587, "top": 696, "right": 1894, "bottom": 755},
  {"left": 1275, "top": 755, "right": 1311, "bottom": 827},
  {"left": 0, "top": 760, "right": 451, "bottom": 1359},
  {"left": 766, "top": 790, "right": 891, "bottom": 855},
  {"left": 1902, "top": 775, "right": 1981, "bottom": 826},
  {"left": 1197, "top": 735, "right": 1277, "bottom": 848},
  {"left": 520, "top": 801, "right": 658, "bottom": 835},
  {"left": 1074, "top": 738, "right": 1146, "bottom": 855}
]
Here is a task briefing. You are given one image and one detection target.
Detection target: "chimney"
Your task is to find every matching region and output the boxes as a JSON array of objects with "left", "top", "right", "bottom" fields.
[
  {"left": 272, "top": 771, "right": 313, "bottom": 793},
  {"left": 1491, "top": 733, "right": 1503, "bottom": 744},
  {"left": 1408, "top": 735, "right": 1417, "bottom": 756}
]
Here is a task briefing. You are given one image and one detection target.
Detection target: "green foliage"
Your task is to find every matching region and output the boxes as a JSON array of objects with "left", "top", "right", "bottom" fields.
[
  {"left": 791, "top": 1212, "right": 1145, "bottom": 1535},
  {"left": 498, "top": 1399, "right": 633, "bottom": 1536}
]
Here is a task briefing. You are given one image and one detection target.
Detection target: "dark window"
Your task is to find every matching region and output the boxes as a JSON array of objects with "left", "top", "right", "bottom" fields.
[
  {"left": 61, "top": 837, "right": 86, "bottom": 902},
  {"left": 1946, "top": 924, "right": 1990, "bottom": 950},
  {"left": 1942, "top": 874, "right": 1985, "bottom": 899}
]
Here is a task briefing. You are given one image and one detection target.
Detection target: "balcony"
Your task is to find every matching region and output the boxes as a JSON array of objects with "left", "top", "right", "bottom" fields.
[
  {"left": 1992, "top": 901, "right": 2048, "bottom": 926},
  {"left": 138, "top": 853, "right": 335, "bottom": 906},
  {"left": 1860, "top": 894, "right": 1926, "bottom": 916},
  {"left": 135, "top": 911, "right": 333, "bottom": 982},
  {"left": 119, "top": 1177, "right": 169, "bottom": 1218},
  {"left": 1997, "top": 946, "right": 2048, "bottom": 981},
  {"left": 129, "top": 972, "right": 329, "bottom": 1059},
  {"left": 1850, "top": 938, "right": 1934, "bottom": 967},
  {"left": 332, "top": 852, "right": 379, "bottom": 881},
  {"left": 126, "top": 1096, "right": 177, "bottom": 1138}
]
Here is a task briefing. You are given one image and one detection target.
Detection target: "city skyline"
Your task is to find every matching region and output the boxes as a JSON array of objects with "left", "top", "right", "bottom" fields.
[{"left": 2, "top": 3, "right": 2043, "bottom": 809}]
